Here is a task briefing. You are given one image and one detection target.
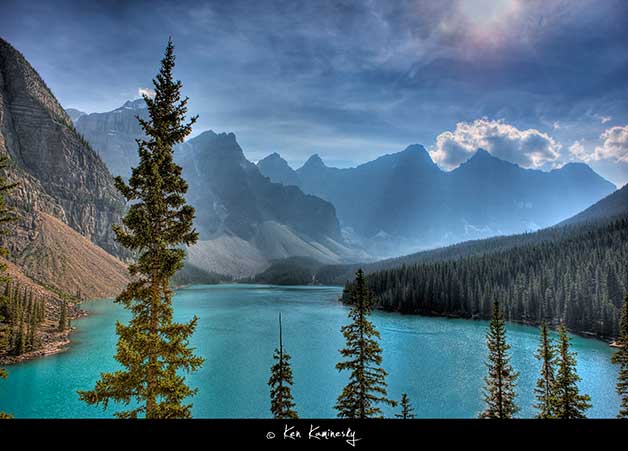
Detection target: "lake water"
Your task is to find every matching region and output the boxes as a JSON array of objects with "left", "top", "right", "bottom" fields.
[{"left": 0, "top": 284, "right": 620, "bottom": 418}]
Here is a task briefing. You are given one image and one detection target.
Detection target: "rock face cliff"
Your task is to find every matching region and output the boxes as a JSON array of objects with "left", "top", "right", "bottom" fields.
[
  {"left": 72, "top": 99, "right": 366, "bottom": 277},
  {"left": 177, "top": 131, "right": 364, "bottom": 277},
  {"left": 0, "top": 38, "right": 126, "bottom": 257},
  {"left": 73, "top": 99, "right": 146, "bottom": 179},
  {"left": 0, "top": 38, "right": 129, "bottom": 304}
]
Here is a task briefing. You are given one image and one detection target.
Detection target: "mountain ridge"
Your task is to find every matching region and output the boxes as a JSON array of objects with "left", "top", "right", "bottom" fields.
[
  {"left": 0, "top": 37, "right": 132, "bottom": 362},
  {"left": 72, "top": 104, "right": 366, "bottom": 277},
  {"left": 561, "top": 182, "right": 628, "bottom": 225},
  {"left": 258, "top": 147, "right": 615, "bottom": 256},
  {"left": 0, "top": 37, "right": 126, "bottom": 257}
]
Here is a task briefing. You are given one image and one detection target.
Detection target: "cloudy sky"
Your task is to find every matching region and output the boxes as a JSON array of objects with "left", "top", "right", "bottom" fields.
[{"left": 2, "top": 0, "right": 627, "bottom": 185}]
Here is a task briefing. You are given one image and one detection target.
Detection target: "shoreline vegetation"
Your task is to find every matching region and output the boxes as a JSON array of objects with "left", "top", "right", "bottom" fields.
[{"left": 0, "top": 307, "right": 84, "bottom": 365}]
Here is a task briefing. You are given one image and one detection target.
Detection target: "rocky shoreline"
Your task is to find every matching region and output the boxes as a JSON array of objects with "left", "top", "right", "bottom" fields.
[{"left": 0, "top": 309, "right": 86, "bottom": 366}]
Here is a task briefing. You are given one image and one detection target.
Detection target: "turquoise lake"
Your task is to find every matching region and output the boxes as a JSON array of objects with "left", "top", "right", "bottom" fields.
[{"left": 0, "top": 284, "right": 620, "bottom": 418}]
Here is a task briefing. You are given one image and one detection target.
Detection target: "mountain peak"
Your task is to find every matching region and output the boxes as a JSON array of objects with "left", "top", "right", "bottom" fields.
[
  {"left": 65, "top": 108, "right": 86, "bottom": 122},
  {"left": 187, "top": 130, "right": 245, "bottom": 162},
  {"left": 402, "top": 144, "right": 427, "bottom": 154},
  {"left": 260, "top": 152, "right": 285, "bottom": 162},
  {"left": 399, "top": 144, "right": 435, "bottom": 165},
  {"left": 366, "top": 144, "right": 437, "bottom": 172},
  {"left": 554, "top": 162, "right": 616, "bottom": 190},
  {"left": 302, "top": 154, "right": 327, "bottom": 170},
  {"left": 257, "top": 153, "right": 300, "bottom": 186},
  {"left": 0, "top": 37, "right": 73, "bottom": 129},
  {"left": 258, "top": 152, "right": 290, "bottom": 166},
  {"left": 557, "top": 162, "right": 594, "bottom": 173},
  {"left": 119, "top": 99, "right": 147, "bottom": 110},
  {"left": 192, "top": 130, "right": 238, "bottom": 146},
  {"left": 470, "top": 148, "right": 493, "bottom": 160},
  {"left": 459, "top": 148, "right": 510, "bottom": 169}
]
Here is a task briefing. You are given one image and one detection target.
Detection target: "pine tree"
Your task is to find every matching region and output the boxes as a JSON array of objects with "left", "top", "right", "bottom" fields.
[
  {"left": 480, "top": 300, "right": 519, "bottom": 418},
  {"left": 14, "top": 318, "right": 25, "bottom": 356},
  {"left": 612, "top": 295, "right": 628, "bottom": 418},
  {"left": 534, "top": 321, "right": 556, "bottom": 418},
  {"left": 58, "top": 300, "right": 67, "bottom": 332},
  {"left": 335, "top": 269, "right": 396, "bottom": 418},
  {"left": 553, "top": 323, "right": 591, "bottom": 418},
  {"left": 395, "top": 393, "right": 415, "bottom": 419},
  {"left": 268, "top": 313, "right": 298, "bottom": 419},
  {"left": 78, "top": 38, "right": 203, "bottom": 419}
]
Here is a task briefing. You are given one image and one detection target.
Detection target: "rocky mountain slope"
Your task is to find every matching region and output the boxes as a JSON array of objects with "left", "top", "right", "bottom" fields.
[
  {"left": 0, "top": 38, "right": 132, "bottom": 362},
  {"left": 72, "top": 99, "right": 365, "bottom": 277},
  {"left": 257, "top": 152, "right": 301, "bottom": 187},
  {"left": 0, "top": 38, "right": 126, "bottom": 257},
  {"left": 0, "top": 38, "right": 130, "bottom": 299},
  {"left": 178, "top": 131, "right": 365, "bottom": 277},
  {"left": 73, "top": 99, "right": 146, "bottom": 179},
  {"left": 561, "top": 182, "right": 628, "bottom": 225}
]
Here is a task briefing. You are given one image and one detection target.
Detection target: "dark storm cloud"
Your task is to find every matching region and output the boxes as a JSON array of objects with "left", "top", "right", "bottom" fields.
[{"left": 1, "top": 0, "right": 627, "bottom": 183}]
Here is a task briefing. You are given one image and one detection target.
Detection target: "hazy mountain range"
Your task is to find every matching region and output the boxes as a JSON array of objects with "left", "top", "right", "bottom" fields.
[
  {"left": 258, "top": 147, "right": 616, "bottom": 256},
  {"left": 73, "top": 94, "right": 616, "bottom": 265},
  {"left": 174, "top": 130, "right": 367, "bottom": 277},
  {"left": 72, "top": 101, "right": 366, "bottom": 277},
  {"left": 253, "top": 182, "right": 628, "bottom": 288},
  {"left": 0, "top": 35, "right": 620, "bottom": 296}
]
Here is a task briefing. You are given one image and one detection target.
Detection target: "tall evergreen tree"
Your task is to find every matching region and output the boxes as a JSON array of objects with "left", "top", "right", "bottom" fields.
[
  {"left": 335, "top": 269, "right": 396, "bottom": 418},
  {"left": 480, "top": 300, "right": 519, "bottom": 419},
  {"left": 612, "top": 295, "right": 628, "bottom": 418},
  {"left": 58, "top": 300, "right": 67, "bottom": 332},
  {"left": 553, "top": 323, "right": 591, "bottom": 418},
  {"left": 395, "top": 393, "right": 415, "bottom": 419},
  {"left": 268, "top": 313, "right": 298, "bottom": 419},
  {"left": 534, "top": 321, "right": 556, "bottom": 418},
  {"left": 78, "top": 38, "right": 203, "bottom": 419}
]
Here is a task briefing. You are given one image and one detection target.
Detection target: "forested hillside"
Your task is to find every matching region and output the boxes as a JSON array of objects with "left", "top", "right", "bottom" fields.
[
  {"left": 342, "top": 215, "right": 628, "bottom": 338},
  {"left": 254, "top": 213, "right": 627, "bottom": 286}
]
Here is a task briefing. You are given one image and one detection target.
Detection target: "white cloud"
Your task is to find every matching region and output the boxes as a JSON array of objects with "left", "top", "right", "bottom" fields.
[
  {"left": 594, "top": 114, "right": 612, "bottom": 124},
  {"left": 593, "top": 125, "right": 628, "bottom": 163},
  {"left": 568, "top": 140, "right": 591, "bottom": 162},
  {"left": 430, "top": 118, "right": 562, "bottom": 170},
  {"left": 552, "top": 121, "right": 561, "bottom": 129},
  {"left": 138, "top": 87, "right": 156, "bottom": 98}
]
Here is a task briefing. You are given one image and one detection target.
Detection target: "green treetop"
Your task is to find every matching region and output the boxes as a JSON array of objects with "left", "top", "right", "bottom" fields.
[
  {"left": 335, "top": 269, "right": 396, "bottom": 418},
  {"left": 395, "top": 393, "right": 415, "bottom": 419},
  {"left": 268, "top": 313, "right": 298, "bottom": 419},
  {"left": 534, "top": 321, "right": 556, "bottom": 418},
  {"left": 553, "top": 323, "right": 591, "bottom": 419},
  {"left": 480, "top": 300, "right": 519, "bottom": 419}
]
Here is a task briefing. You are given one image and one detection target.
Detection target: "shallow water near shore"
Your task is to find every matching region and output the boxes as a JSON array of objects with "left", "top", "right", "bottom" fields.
[{"left": 0, "top": 284, "right": 620, "bottom": 418}]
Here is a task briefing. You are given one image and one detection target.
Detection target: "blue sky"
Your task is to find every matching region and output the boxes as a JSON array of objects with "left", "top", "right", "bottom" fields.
[{"left": 2, "top": 0, "right": 627, "bottom": 185}]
